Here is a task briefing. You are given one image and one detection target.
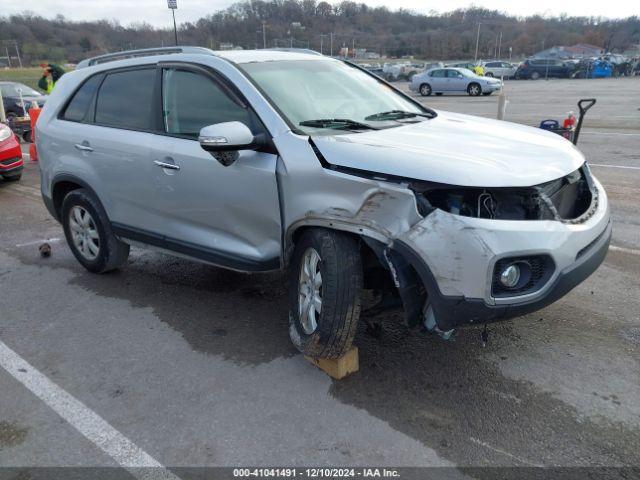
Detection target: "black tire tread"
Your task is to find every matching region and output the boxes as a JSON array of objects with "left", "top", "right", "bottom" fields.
[
  {"left": 61, "top": 188, "right": 130, "bottom": 274},
  {"left": 289, "top": 228, "right": 362, "bottom": 359}
]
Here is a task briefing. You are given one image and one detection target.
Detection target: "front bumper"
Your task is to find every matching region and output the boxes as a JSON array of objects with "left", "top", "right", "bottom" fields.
[
  {"left": 0, "top": 133, "right": 24, "bottom": 176},
  {"left": 393, "top": 178, "right": 611, "bottom": 331},
  {"left": 483, "top": 82, "right": 502, "bottom": 92}
]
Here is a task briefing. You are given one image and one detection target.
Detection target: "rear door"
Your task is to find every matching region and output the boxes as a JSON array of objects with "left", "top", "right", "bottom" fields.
[
  {"left": 445, "top": 69, "right": 466, "bottom": 92},
  {"left": 148, "top": 64, "right": 281, "bottom": 271},
  {"left": 56, "top": 67, "right": 162, "bottom": 233},
  {"left": 429, "top": 69, "right": 447, "bottom": 91}
]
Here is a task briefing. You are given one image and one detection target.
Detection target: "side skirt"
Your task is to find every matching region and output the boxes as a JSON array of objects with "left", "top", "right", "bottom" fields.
[{"left": 111, "top": 223, "right": 281, "bottom": 273}]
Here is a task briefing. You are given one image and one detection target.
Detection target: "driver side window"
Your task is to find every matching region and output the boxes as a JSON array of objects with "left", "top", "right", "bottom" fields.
[{"left": 162, "top": 68, "right": 251, "bottom": 138}]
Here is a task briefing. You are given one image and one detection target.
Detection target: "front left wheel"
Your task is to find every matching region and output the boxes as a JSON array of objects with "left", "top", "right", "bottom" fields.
[
  {"left": 289, "top": 229, "right": 363, "bottom": 359},
  {"left": 467, "top": 83, "right": 482, "bottom": 96},
  {"left": 61, "top": 188, "right": 130, "bottom": 273}
]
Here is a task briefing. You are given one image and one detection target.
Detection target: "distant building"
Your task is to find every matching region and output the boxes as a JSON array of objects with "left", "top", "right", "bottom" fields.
[{"left": 533, "top": 43, "right": 603, "bottom": 59}]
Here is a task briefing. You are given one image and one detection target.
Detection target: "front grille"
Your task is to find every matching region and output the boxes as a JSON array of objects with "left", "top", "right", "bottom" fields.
[
  {"left": 0, "top": 157, "right": 21, "bottom": 166},
  {"left": 492, "top": 255, "right": 555, "bottom": 298}
]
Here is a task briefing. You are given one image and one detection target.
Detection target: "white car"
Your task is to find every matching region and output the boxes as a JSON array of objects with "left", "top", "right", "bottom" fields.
[
  {"left": 482, "top": 60, "right": 518, "bottom": 78},
  {"left": 410, "top": 67, "right": 502, "bottom": 96},
  {"left": 37, "top": 47, "right": 610, "bottom": 358}
]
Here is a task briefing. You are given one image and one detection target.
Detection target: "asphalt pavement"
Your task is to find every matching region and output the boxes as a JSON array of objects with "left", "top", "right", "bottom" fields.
[{"left": 0, "top": 77, "right": 638, "bottom": 478}]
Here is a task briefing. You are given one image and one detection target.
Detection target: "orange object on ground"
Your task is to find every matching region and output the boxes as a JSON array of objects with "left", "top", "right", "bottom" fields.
[{"left": 28, "top": 103, "right": 41, "bottom": 162}]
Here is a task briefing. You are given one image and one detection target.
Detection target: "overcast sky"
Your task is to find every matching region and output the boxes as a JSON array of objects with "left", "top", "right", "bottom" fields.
[{"left": 2, "top": 0, "right": 637, "bottom": 27}]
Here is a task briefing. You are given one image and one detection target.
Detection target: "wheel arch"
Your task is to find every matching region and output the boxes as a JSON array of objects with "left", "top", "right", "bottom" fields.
[{"left": 51, "top": 174, "right": 103, "bottom": 222}]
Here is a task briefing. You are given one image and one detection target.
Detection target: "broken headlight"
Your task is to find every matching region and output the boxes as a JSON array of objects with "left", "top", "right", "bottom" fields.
[{"left": 412, "top": 166, "right": 595, "bottom": 222}]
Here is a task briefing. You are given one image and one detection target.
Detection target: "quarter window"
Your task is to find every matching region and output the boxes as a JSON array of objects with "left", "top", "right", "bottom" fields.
[
  {"left": 162, "top": 69, "right": 250, "bottom": 138},
  {"left": 62, "top": 75, "right": 102, "bottom": 122},
  {"left": 95, "top": 69, "right": 155, "bottom": 130}
]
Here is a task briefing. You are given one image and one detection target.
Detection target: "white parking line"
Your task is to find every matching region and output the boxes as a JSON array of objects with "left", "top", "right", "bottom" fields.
[
  {"left": 15, "top": 238, "right": 62, "bottom": 248},
  {"left": 590, "top": 164, "right": 640, "bottom": 171},
  {"left": 610, "top": 245, "right": 640, "bottom": 256},
  {"left": 0, "top": 340, "right": 180, "bottom": 480},
  {"left": 469, "top": 437, "right": 542, "bottom": 467},
  {"left": 582, "top": 131, "right": 640, "bottom": 136}
]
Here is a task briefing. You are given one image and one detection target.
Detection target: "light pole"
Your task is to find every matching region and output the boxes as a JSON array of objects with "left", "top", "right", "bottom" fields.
[
  {"left": 320, "top": 34, "right": 328, "bottom": 55},
  {"left": 167, "top": 0, "right": 178, "bottom": 46},
  {"left": 497, "top": 31, "right": 503, "bottom": 59},
  {"left": 474, "top": 23, "right": 481, "bottom": 62},
  {"left": 262, "top": 21, "right": 267, "bottom": 49}
]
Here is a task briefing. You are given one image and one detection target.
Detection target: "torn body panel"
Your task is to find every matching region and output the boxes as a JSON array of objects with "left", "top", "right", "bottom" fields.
[
  {"left": 275, "top": 129, "right": 611, "bottom": 332},
  {"left": 393, "top": 178, "right": 610, "bottom": 330}
]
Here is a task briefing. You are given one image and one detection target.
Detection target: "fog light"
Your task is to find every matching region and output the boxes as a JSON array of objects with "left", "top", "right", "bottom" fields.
[{"left": 500, "top": 264, "right": 520, "bottom": 288}]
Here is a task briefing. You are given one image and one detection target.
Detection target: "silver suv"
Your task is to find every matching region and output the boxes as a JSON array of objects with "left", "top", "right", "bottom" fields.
[{"left": 37, "top": 47, "right": 611, "bottom": 358}]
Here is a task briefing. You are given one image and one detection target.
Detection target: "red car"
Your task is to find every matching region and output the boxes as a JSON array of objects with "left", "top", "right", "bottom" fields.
[{"left": 0, "top": 122, "right": 23, "bottom": 181}]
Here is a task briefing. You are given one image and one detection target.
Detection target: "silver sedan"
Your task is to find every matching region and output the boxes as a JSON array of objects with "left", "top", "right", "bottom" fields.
[{"left": 410, "top": 67, "right": 502, "bottom": 97}]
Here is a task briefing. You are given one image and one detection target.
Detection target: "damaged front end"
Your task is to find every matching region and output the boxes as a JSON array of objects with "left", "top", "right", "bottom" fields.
[
  {"left": 367, "top": 164, "right": 609, "bottom": 337},
  {"left": 412, "top": 165, "right": 597, "bottom": 224}
]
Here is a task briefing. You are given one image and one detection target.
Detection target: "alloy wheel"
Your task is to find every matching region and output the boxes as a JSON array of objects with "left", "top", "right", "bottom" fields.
[
  {"left": 298, "top": 247, "right": 323, "bottom": 334},
  {"left": 69, "top": 206, "right": 100, "bottom": 260}
]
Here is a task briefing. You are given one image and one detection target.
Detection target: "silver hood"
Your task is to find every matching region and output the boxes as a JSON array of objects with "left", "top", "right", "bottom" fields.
[{"left": 311, "top": 110, "right": 586, "bottom": 187}]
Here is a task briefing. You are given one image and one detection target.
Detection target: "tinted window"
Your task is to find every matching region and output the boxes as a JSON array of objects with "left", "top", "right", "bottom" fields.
[
  {"left": 430, "top": 69, "right": 445, "bottom": 78},
  {"left": 62, "top": 75, "right": 102, "bottom": 122},
  {"left": 446, "top": 69, "right": 463, "bottom": 78},
  {"left": 162, "top": 69, "right": 250, "bottom": 138},
  {"left": 95, "top": 69, "right": 155, "bottom": 130},
  {"left": 486, "top": 62, "right": 500, "bottom": 68}
]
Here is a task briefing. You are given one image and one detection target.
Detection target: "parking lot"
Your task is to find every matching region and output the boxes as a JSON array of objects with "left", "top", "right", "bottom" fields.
[{"left": 1, "top": 77, "right": 639, "bottom": 477}]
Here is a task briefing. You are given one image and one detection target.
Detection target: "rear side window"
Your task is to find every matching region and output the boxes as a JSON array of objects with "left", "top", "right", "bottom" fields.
[
  {"left": 486, "top": 62, "right": 500, "bottom": 68},
  {"left": 62, "top": 75, "right": 102, "bottom": 122},
  {"left": 95, "top": 69, "right": 155, "bottom": 130},
  {"left": 430, "top": 69, "right": 445, "bottom": 78},
  {"left": 161, "top": 69, "right": 250, "bottom": 138}
]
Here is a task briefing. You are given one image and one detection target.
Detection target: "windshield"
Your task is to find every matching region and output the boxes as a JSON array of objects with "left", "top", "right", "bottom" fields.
[{"left": 241, "top": 59, "right": 426, "bottom": 135}]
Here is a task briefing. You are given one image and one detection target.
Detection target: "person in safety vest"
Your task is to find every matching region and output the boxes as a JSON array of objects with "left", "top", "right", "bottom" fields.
[{"left": 38, "top": 63, "right": 66, "bottom": 93}]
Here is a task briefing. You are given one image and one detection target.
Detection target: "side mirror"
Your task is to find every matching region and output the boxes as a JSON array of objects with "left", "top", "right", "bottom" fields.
[{"left": 198, "top": 122, "right": 256, "bottom": 153}]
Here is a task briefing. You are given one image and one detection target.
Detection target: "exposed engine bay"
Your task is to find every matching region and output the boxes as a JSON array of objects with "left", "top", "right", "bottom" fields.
[{"left": 413, "top": 166, "right": 596, "bottom": 223}]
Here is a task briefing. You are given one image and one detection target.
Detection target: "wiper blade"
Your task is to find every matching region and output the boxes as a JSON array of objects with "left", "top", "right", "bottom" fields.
[
  {"left": 299, "top": 118, "right": 379, "bottom": 130},
  {"left": 365, "top": 109, "right": 436, "bottom": 121}
]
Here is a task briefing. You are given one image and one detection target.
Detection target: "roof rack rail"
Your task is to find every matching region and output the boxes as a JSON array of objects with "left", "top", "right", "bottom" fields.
[{"left": 77, "top": 46, "right": 215, "bottom": 69}]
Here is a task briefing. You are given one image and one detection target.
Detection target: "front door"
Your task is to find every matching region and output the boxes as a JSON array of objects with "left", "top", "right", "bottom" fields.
[{"left": 149, "top": 66, "right": 282, "bottom": 271}]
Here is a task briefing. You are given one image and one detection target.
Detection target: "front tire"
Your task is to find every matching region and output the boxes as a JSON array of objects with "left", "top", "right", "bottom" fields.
[
  {"left": 419, "top": 83, "right": 432, "bottom": 96},
  {"left": 289, "top": 229, "right": 362, "bottom": 359},
  {"left": 61, "top": 188, "right": 130, "bottom": 274},
  {"left": 530, "top": 71, "right": 541, "bottom": 80},
  {"left": 467, "top": 83, "right": 482, "bottom": 96}
]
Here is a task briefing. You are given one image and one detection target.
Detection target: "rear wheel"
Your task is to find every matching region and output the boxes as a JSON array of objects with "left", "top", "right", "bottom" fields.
[
  {"left": 467, "top": 83, "right": 482, "bottom": 96},
  {"left": 289, "top": 229, "right": 362, "bottom": 359},
  {"left": 419, "top": 83, "right": 432, "bottom": 96},
  {"left": 61, "top": 188, "right": 130, "bottom": 273}
]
